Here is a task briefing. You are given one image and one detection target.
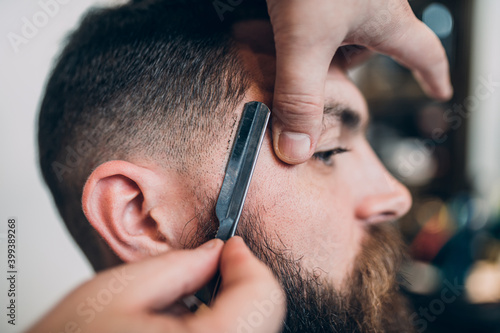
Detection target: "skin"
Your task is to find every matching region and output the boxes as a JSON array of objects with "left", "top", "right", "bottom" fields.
[
  {"left": 224, "top": 20, "right": 413, "bottom": 287},
  {"left": 29, "top": 19, "right": 414, "bottom": 333},
  {"left": 79, "top": 19, "right": 411, "bottom": 291},
  {"left": 26, "top": 237, "right": 286, "bottom": 333},
  {"left": 29, "top": 0, "right": 454, "bottom": 329},
  {"left": 267, "top": 0, "right": 453, "bottom": 164}
]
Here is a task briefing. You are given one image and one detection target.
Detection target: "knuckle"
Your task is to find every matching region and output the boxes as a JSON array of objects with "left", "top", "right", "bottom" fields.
[{"left": 273, "top": 92, "right": 324, "bottom": 120}]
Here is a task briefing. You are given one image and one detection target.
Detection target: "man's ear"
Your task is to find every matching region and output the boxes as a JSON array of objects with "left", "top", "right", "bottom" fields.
[{"left": 82, "top": 160, "right": 192, "bottom": 262}]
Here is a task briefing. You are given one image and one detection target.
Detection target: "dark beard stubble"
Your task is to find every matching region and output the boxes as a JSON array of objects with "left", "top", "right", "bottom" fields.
[{"left": 185, "top": 205, "right": 416, "bottom": 333}]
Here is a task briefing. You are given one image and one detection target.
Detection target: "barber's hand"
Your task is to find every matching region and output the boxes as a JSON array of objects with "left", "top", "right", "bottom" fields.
[
  {"left": 266, "top": 0, "right": 453, "bottom": 164},
  {"left": 26, "top": 237, "right": 285, "bottom": 333}
]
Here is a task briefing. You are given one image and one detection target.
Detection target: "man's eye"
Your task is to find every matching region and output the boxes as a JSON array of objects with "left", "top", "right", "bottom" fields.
[{"left": 312, "top": 147, "right": 350, "bottom": 166}]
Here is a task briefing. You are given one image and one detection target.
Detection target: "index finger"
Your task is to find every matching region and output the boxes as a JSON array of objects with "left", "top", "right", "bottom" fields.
[
  {"left": 359, "top": 6, "right": 453, "bottom": 100},
  {"left": 101, "top": 239, "right": 224, "bottom": 311}
]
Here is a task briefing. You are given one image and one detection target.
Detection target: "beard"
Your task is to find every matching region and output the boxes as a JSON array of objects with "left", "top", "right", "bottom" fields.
[{"left": 188, "top": 205, "right": 416, "bottom": 333}]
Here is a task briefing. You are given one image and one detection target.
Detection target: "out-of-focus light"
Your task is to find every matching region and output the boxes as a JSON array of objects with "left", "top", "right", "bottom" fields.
[
  {"left": 468, "top": 197, "right": 490, "bottom": 230},
  {"left": 449, "top": 195, "right": 490, "bottom": 230},
  {"left": 387, "top": 138, "right": 437, "bottom": 186},
  {"left": 466, "top": 260, "right": 500, "bottom": 303},
  {"left": 411, "top": 200, "right": 454, "bottom": 262},
  {"left": 416, "top": 198, "right": 445, "bottom": 228},
  {"left": 423, "top": 3, "right": 454, "bottom": 39},
  {"left": 402, "top": 261, "right": 442, "bottom": 295}
]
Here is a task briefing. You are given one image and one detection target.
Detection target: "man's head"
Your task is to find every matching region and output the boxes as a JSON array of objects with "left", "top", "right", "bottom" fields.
[{"left": 39, "top": 0, "right": 413, "bottom": 331}]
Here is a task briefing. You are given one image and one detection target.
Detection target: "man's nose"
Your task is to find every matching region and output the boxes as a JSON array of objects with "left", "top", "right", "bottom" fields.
[
  {"left": 355, "top": 180, "right": 412, "bottom": 224},
  {"left": 355, "top": 160, "right": 413, "bottom": 224}
]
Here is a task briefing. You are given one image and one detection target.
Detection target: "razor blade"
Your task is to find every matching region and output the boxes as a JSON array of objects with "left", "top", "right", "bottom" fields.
[
  {"left": 195, "top": 101, "right": 270, "bottom": 305},
  {"left": 215, "top": 101, "right": 270, "bottom": 241}
]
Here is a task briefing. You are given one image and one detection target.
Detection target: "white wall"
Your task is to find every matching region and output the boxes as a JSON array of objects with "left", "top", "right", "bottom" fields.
[
  {"left": 0, "top": 1, "right": 122, "bottom": 331},
  {"left": 467, "top": 0, "right": 500, "bottom": 211}
]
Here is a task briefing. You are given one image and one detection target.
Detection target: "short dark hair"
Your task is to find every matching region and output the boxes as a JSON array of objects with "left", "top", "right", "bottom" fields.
[{"left": 38, "top": 0, "right": 267, "bottom": 270}]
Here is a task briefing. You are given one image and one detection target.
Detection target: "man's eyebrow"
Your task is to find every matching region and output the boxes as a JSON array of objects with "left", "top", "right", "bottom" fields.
[{"left": 322, "top": 104, "right": 364, "bottom": 132}]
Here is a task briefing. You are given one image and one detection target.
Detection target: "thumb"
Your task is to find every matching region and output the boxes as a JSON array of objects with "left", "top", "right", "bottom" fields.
[
  {"left": 272, "top": 43, "right": 333, "bottom": 164},
  {"left": 269, "top": 6, "right": 340, "bottom": 164},
  {"left": 190, "top": 236, "right": 285, "bottom": 333}
]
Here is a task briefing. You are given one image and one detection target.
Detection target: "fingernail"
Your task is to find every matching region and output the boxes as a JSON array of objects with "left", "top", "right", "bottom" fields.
[
  {"left": 278, "top": 131, "right": 311, "bottom": 162},
  {"left": 199, "top": 239, "right": 221, "bottom": 250}
]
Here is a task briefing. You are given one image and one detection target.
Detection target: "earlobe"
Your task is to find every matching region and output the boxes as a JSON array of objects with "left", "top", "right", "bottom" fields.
[{"left": 82, "top": 160, "right": 172, "bottom": 262}]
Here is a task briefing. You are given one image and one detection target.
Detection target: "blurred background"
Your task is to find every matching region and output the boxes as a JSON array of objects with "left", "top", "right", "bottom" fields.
[
  {"left": 1, "top": 0, "right": 499, "bottom": 332},
  {"left": 352, "top": 0, "right": 500, "bottom": 332}
]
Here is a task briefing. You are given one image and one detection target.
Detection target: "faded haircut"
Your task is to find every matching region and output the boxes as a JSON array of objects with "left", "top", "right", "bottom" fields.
[{"left": 38, "top": 0, "right": 268, "bottom": 271}]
